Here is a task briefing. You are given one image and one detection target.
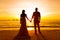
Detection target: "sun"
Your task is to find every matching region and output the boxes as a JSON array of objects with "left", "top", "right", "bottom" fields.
[{"left": 10, "top": 2, "right": 49, "bottom": 20}]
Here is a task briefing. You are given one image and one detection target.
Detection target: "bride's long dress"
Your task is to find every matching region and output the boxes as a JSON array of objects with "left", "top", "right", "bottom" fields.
[{"left": 14, "top": 14, "right": 30, "bottom": 40}]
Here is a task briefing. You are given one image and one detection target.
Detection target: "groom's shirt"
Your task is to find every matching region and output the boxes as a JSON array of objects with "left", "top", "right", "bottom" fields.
[{"left": 32, "top": 11, "right": 41, "bottom": 22}]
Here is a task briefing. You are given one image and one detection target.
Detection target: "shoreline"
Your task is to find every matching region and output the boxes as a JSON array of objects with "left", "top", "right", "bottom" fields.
[{"left": 0, "top": 27, "right": 60, "bottom": 31}]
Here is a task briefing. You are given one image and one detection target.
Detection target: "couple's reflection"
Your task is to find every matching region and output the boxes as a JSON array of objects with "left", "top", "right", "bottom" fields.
[{"left": 14, "top": 10, "right": 30, "bottom": 40}]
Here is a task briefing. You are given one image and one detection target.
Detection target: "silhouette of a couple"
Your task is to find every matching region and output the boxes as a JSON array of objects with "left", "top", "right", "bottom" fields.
[{"left": 14, "top": 8, "right": 41, "bottom": 40}]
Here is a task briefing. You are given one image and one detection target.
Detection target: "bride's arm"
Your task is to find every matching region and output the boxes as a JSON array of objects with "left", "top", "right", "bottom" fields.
[
  {"left": 25, "top": 15, "right": 31, "bottom": 22},
  {"left": 26, "top": 16, "right": 30, "bottom": 21}
]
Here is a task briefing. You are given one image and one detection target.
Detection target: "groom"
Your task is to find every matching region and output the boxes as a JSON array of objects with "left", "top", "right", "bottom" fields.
[{"left": 31, "top": 8, "right": 41, "bottom": 34}]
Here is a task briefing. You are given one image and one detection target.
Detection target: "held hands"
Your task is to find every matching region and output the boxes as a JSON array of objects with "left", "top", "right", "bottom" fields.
[
  {"left": 29, "top": 20, "right": 32, "bottom": 22},
  {"left": 27, "top": 18, "right": 32, "bottom": 22},
  {"left": 30, "top": 18, "right": 32, "bottom": 22},
  {"left": 30, "top": 20, "right": 32, "bottom": 22}
]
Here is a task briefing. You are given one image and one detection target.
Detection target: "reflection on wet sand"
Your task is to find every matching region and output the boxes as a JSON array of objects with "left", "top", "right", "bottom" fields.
[{"left": 0, "top": 27, "right": 60, "bottom": 40}]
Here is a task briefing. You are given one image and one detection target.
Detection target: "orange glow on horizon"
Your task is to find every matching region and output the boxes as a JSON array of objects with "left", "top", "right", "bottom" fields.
[
  {"left": 0, "top": 0, "right": 60, "bottom": 27},
  {"left": 0, "top": 0, "right": 60, "bottom": 20}
]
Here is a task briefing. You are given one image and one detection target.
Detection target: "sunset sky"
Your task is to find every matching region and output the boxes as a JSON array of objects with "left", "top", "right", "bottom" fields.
[{"left": 0, "top": 0, "right": 60, "bottom": 20}]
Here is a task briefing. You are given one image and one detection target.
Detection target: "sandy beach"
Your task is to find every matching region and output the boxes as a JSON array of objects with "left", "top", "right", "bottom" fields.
[{"left": 0, "top": 27, "right": 60, "bottom": 40}]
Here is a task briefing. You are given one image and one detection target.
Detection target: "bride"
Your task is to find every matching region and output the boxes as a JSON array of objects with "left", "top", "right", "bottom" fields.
[{"left": 14, "top": 10, "right": 30, "bottom": 40}]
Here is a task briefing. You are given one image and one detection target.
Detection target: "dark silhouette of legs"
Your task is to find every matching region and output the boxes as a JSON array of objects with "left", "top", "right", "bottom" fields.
[
  {"left": 34, "top": 22, "right": 40, "bottom": 34},
  {"left": 34, "top": 22, "right": 37, "bottom": 34},
  {"left": 37, "top": 23, "right": 40, "bottom": 33}
]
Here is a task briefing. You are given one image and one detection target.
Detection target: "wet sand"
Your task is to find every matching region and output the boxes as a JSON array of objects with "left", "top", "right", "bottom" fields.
[{"left": 0, "top": 27, "right": 60, "bottom": 40}]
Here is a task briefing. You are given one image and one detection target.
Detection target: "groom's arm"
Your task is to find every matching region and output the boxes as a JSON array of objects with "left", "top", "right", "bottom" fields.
[
  {"left": 38, "top": 12, "right": 41, "bottom": 23},
  {"left": 31, "top": 12, "right": 34, "bottom": 21}
]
